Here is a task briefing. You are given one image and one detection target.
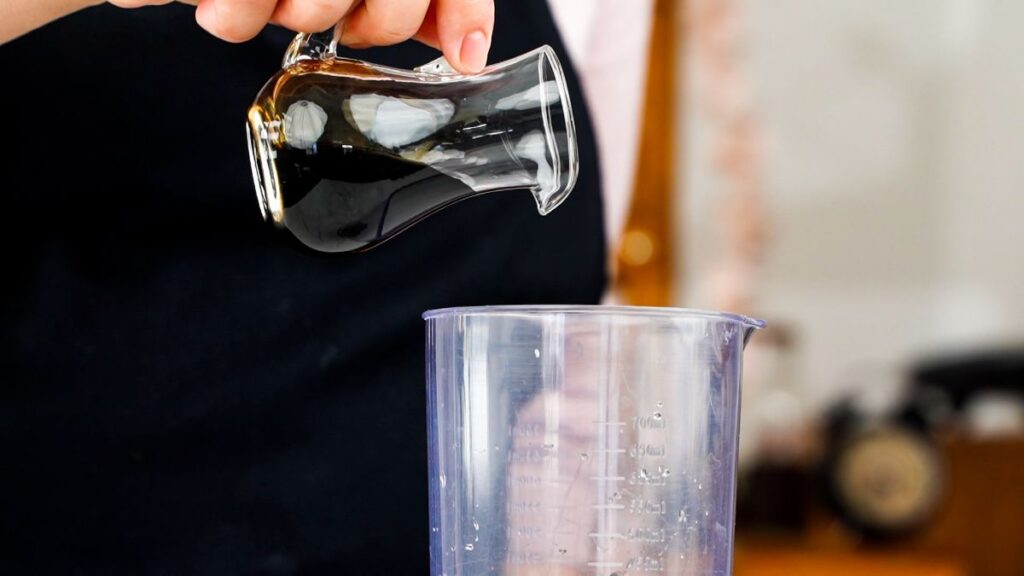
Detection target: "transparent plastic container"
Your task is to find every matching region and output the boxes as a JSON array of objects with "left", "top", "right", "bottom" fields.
[{"left": 424, "top": 306, "right": 765, "bottom": 576}]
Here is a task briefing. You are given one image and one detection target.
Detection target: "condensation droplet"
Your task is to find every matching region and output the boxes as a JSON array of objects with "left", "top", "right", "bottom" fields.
[
  {"left": 473, "top": 521, "right": 479, "bottom": 531},
  {"left": 612, "top": 492, "right": 621, "bottom": 501},
  {"left": 558, "top": 548, "right": 567, "bottom": 555},
  {"left": 705, "top": 510, "right": 710, "bottom": 517},
  {"left": 580, "top": 452, "right": 589, "bottom": 461},
  {"left": 653, "top": 412, "right": 663, "bottom": 420},
  {"left": 698, "top": 483, "right": 703, "bottom": 490},
  {"left": 432, "top": 527, "right": 439, "bottom": 532},
  {"left": 656, "top": 401, "right": 664, "bottom": 408},
  {"left": 662, "top": 467, "right": 671, "bottom": 478},
  {"left": 639, "top": 467, "right": 649, "bottom": 480},
  {"left": 534, "top": 348, "right": 540, "bottom": 358},
  {"left": 543, "top": 443, "right": 555, "bottom": 449},
  {"left": 439, "top": 474, "right": 447, "bottom": 488},
  {"left": 465, "top": 543, "right": 474, "bottom": 551},
  {"left": 677, "top": 510, "right": 686, "bottom": 523}
]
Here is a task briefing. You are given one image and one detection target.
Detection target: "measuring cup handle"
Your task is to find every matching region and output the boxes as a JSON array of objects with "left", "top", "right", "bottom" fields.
[{"left": 282, "top": 23, "right": 345, "bottom": 68}]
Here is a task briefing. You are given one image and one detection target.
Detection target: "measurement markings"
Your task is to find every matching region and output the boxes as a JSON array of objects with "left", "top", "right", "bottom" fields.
[{"left": 588, "top": 532, "right": 625, "bottom": 540}]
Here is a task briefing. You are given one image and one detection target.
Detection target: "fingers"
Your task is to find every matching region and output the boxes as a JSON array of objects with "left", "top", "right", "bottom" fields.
[
  {"left": 411, "top": 2, "right": 440, "bottom": 49},
  {"left": 190, "top": 0, "right": 494, "bottom": 73},
  {"left": 270, "top": 0, "right": 358, "bottom": 35},
  {"left": 431, "top": 0, "right": 493, "bottom": 73},
  {"left": 340, "top": 0, "right": 494, "bottom": 74},
  {"left": 340, "top": 0, "right": 432, "bottom": 47},
  {"left": 195, "top": 0, "right": 277, "bottom": 42}
]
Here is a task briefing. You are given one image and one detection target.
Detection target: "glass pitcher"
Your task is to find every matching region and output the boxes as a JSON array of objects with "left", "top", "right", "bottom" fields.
[{"left": 246, "top": 30, "right": 579, "bottom": 253}]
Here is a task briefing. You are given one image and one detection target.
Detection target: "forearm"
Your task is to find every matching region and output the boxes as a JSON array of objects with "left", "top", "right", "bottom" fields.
[{"left": 1, "top": 0, "right": 102, "bottom": 46}]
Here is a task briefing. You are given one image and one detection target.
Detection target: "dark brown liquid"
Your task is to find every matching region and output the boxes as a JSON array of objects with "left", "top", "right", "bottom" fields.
[
  {"left": 249, "top": 59, "right": 544, "bottom": 252},
  {"left": 249, "top": 61, "right": 496, "bottom": 253},
  {"left": 273, "top": 145, "right": 478, "bottom": 253}
]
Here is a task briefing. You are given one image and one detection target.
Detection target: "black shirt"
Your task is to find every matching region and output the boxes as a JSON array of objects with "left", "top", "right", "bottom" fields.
[{"left": 0, "top": 2, "right": 606, "bottom": 573}]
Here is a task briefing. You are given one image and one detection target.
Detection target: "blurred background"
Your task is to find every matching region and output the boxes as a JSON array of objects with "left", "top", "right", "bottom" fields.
[{"left": 607, "top": 0, "right": 1024, "bottom": 575}]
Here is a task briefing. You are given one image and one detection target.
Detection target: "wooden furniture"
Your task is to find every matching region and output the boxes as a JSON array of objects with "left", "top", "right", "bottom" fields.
[
  {"left": 734, "top": 546, "right": 965, "bottom": 576},
  {"left": 615, "top": 0, "right": 678, "bottom": 306},
  {"left": 735, "top": 437, "right": 1024, "bottom": 576},
  {"left": 908, "top": 438, "right": 1024, "bottom": 576}
]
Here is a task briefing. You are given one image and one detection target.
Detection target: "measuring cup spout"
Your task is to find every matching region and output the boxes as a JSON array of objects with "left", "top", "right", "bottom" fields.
[{"left": 740, "top": 316, "right": 767, "bottom": 349}]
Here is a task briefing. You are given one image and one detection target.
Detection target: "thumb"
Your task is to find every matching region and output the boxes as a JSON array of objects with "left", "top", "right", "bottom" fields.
[{"left": 432, "top": 0, "right": 494, "bottom": 74}]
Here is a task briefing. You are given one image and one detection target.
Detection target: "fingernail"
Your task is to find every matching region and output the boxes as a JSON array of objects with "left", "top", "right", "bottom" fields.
[{"left": 459, "top": 30, "right": 490, "bottom": 73}]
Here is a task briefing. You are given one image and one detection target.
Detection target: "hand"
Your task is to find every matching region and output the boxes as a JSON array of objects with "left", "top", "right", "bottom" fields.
[{"left": 109, "top": 0, "right": 494, "bottom": 73}]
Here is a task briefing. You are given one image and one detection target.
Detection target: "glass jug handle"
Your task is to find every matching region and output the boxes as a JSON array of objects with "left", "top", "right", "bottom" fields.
[
  {"left": 282, "top": 24, "right": 465, "bottom": 77},
  {"left": 413, "top": 56, "right": 461, "bottom": 76},
  {"left": 282, "top": 25, "right": 343, "bottom": 68}
]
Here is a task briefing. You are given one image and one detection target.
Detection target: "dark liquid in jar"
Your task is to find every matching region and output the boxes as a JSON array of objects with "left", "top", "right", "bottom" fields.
[
  {"left": 245, "top": 57, "right": 561, "bottom": 252},
  {"left": 273, "top": 145, "right": 476, "bottom": 253},
  {"left": 249, "top": 61, "right": 490, "bottom": 253}
]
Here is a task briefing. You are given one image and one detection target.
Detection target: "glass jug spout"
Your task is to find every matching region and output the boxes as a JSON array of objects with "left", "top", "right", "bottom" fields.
[
  {"left": 246, "top": 39, "right": 579, "bottom": 253},
  {"left": 396, "top": 46, "right": 578, "bottom": 216},
  {"left": 507, "top": 47, "right": 579, "bottom": 215}
]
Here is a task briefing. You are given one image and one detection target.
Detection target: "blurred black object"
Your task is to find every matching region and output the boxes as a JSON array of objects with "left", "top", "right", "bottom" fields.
[
  {"left": 821, "top": 417, "right": 944, "bottom": 542},
  {"left": 911, "top": 349, "right": 1024, "bottom": 411},
  {"left": 736, "top": 463, "right": 812, "bottom": 534},
  {"left": 820, "top": 348, "right": 1024, "bottom": 541},
  {"left": 821, "top": 376, "right": 946, "bottom": 541}
]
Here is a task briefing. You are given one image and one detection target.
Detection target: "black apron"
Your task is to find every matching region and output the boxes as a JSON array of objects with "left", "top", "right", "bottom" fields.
[{"left": 0, "top": 2, "right": 605, "bottom": 574}]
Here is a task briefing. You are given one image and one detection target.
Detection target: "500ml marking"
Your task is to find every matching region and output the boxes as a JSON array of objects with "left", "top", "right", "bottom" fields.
[{"left": 628, "top": 498, "right": 666, "bottom": 515}]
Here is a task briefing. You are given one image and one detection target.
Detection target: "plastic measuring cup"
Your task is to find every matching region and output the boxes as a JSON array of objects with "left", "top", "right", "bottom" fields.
[{"left": 424, "top": 306, "right": 765, "bottom": 576}]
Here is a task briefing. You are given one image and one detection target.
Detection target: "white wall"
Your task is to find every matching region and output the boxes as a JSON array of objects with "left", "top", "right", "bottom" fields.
[{"left": 680, "top": 0, "right": 1024, "bottom": 409}]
